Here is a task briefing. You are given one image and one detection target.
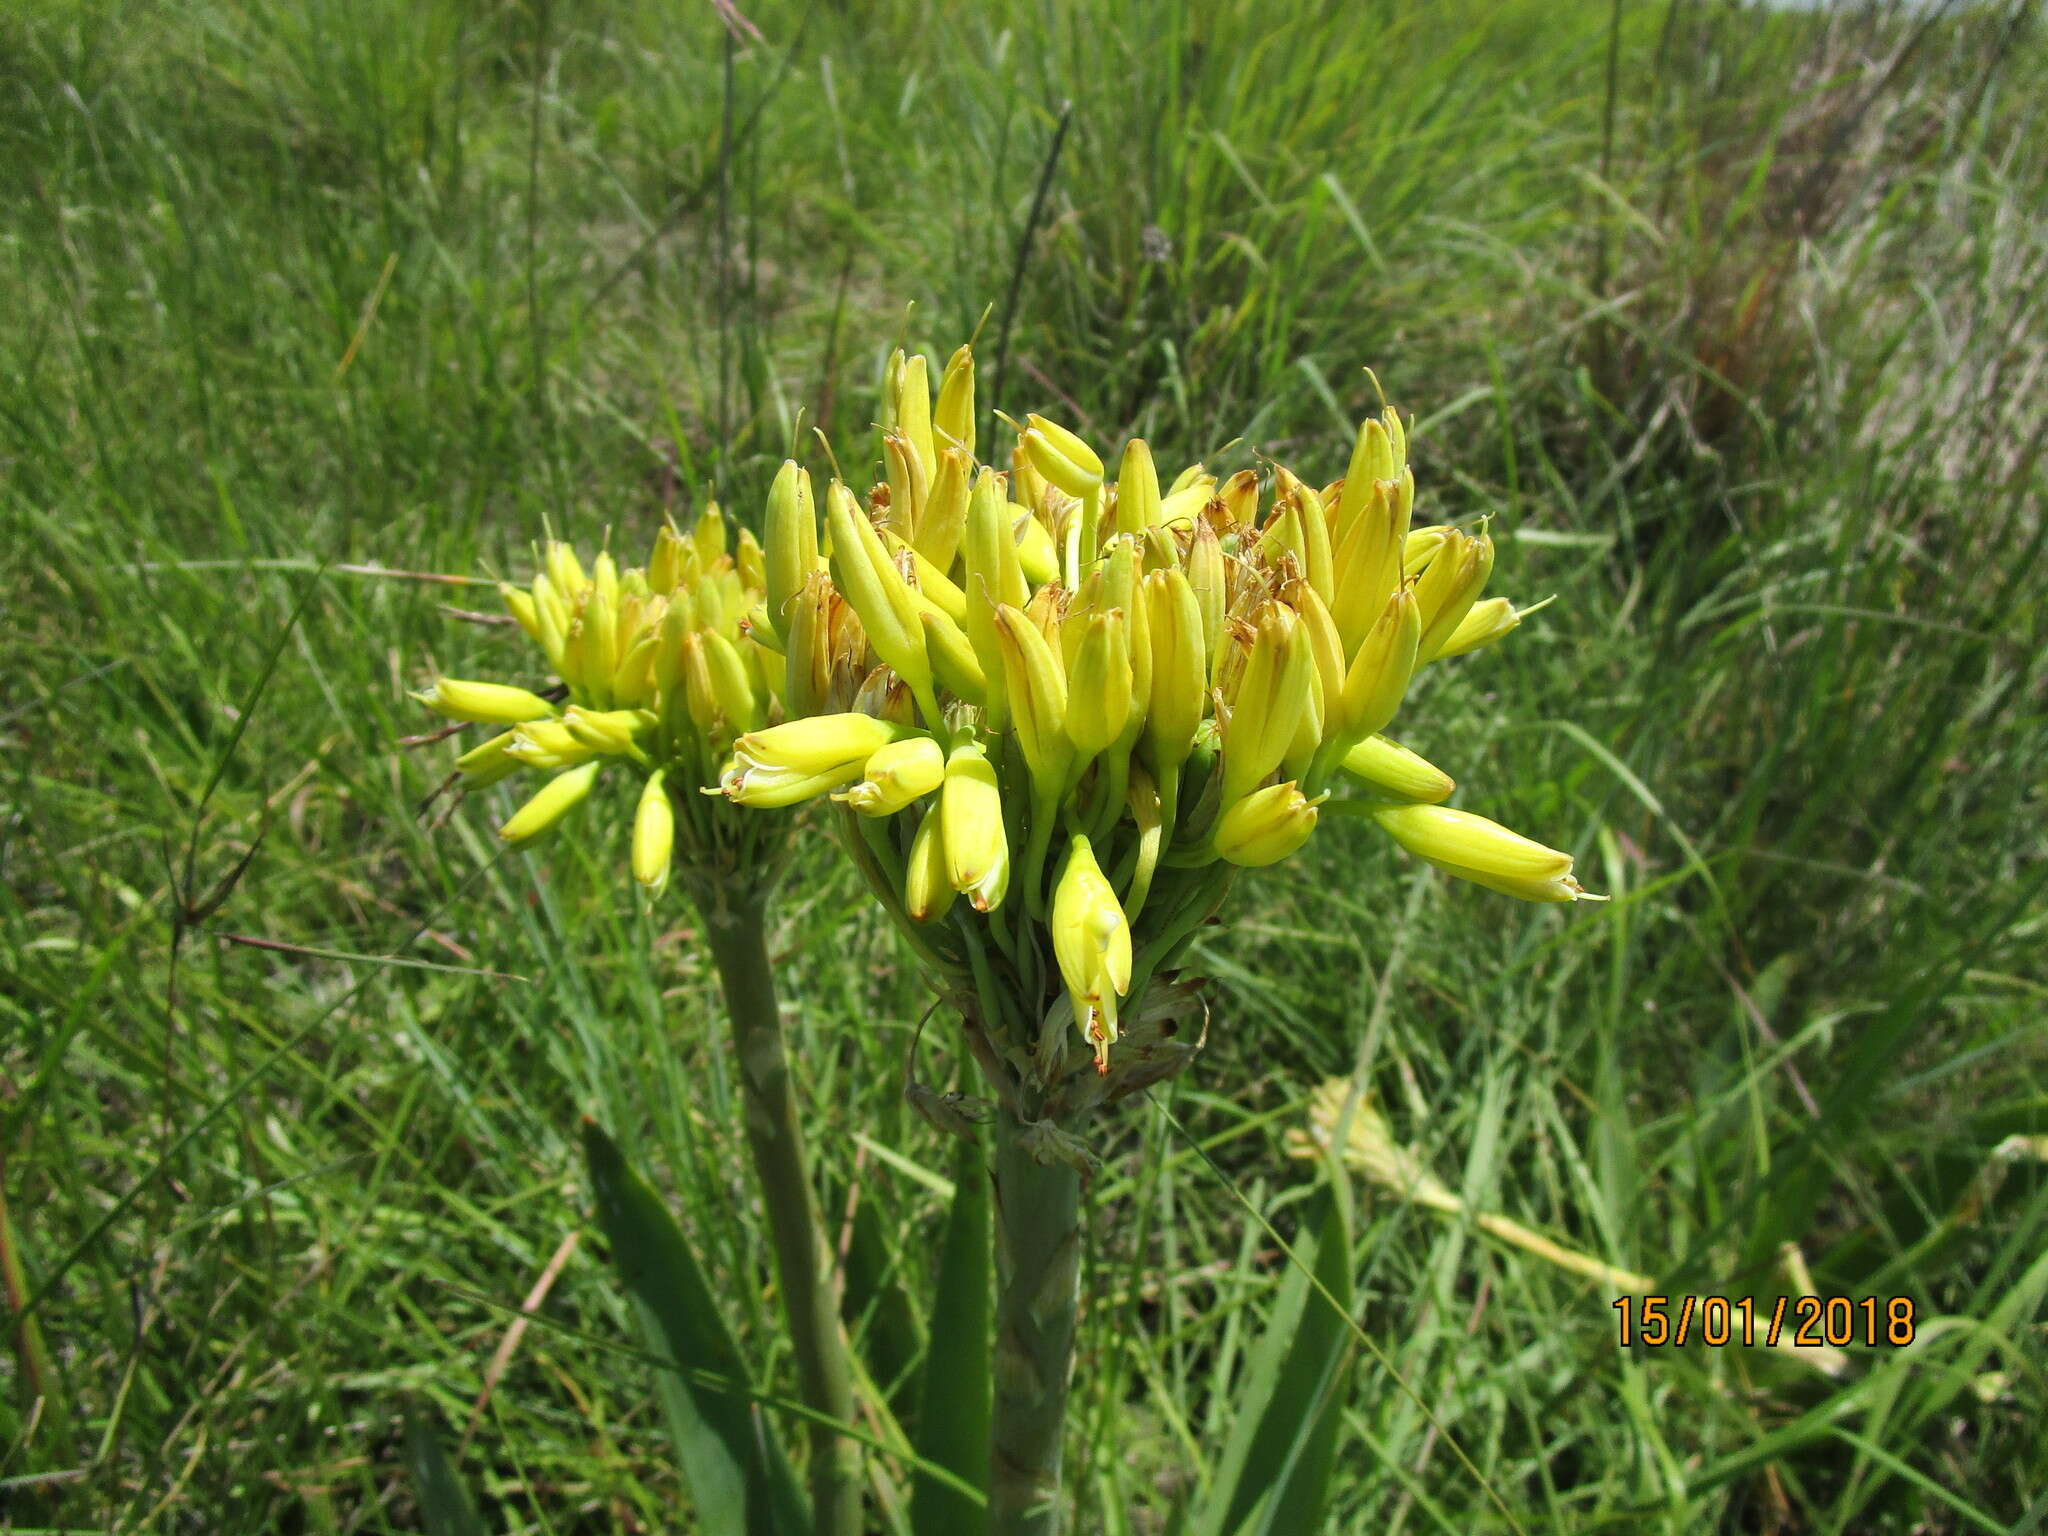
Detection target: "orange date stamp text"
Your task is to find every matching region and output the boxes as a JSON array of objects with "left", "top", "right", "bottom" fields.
[{"left": 1612, "top": 1294, "right": 1916, "bottom": 1349}]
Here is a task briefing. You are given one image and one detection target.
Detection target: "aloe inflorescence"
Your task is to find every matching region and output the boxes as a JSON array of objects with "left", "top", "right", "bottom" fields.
[{"left": 717, "top": 340, "right": 1598, "bottom": 1534}]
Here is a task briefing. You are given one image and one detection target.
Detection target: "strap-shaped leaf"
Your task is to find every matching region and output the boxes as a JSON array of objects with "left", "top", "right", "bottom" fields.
[
  {"left": 1196, "top": 1186, "right": 1356, "bottom": 1536},
  {"left": 582, "top": 1119, "right": 810, "bottom": 1536},
  {"left": 403, "top": 1403, "right": 488, "bottom": 1536},
  {"left": 910, "top": 1135, "right": 993, "bottom": 1535},
  {"left": 844, "top": 1190, "right": 927, "bottom": 1422}
]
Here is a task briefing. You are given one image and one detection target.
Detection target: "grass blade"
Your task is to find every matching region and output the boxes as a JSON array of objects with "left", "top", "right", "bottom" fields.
[{"left": 404, "top": 1403, "right": 488, "bottom": 1536}]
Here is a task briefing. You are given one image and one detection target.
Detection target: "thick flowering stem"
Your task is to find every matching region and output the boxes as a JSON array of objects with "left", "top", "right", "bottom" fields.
[
  {"left": 989, "top": 1106, "right": 1083, "bottom": 1536},
  {"left": 692, "top": 882, "right": 862, "bottom": 1536}
]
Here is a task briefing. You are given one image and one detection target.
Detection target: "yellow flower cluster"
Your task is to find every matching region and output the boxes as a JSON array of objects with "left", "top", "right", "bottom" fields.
[
  {"left": 413, "top": 507, "right": 783, "bottom": 895},
  {"left": 719, "top": 343, "right": 1595, "bottom": 1077}
]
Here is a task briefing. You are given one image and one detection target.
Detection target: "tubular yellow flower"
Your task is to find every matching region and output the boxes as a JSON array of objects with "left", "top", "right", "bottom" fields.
[
  {"left": 837, "top": 734, "right": 946, "bottom": 817},
  {"left": 506, "top": 719, "right": 598, "bottom": 771},
  {"left": 454, "top": 730, "right": 523, "bottom": 788},
  {"left": 1142, "top": 569, "right": 1206, "bottom": 775},
  {"left": 632, "top": 770, "right": 675, "bottom": 893},
  {"left": 1063, "top": 610, "right": 1133, "bottom": 760},
  {"left": 498, "top": 760, "right": 601, "bottom": 845},
  {"left": 904, "top": 805, "right": 957, "bottom": 923},
  {"left": 1022, "top": 414, "right": 1104, "bottom": 498},
  {"left": 940, "top": 742, "right": 1010, "bottom": 911},
  {"left": 1335, "top": 586, "right": 1422, "bottom": 749},
  {"left": 1219, "top": 603, "right": 1315, "bottom": 806},
  {"left": 825, "top": 480, "right": 934, "bottom": 699},
  {"left": 894, "top": 351, "right": 937, "bottom": 489},
  {"left": 992, "top": 604, "right": 1073, "bottom": 795},
  {"left": 731, "top": 713, "right": 901, "bottom": 779},
  {"left": 412, "top": 678, "right": 557, "bottom": 725},
  {"left": 1114, "top": 439, "right": 1161, "bottom": 536},
  {"left": 1435, "top": 595, "right": 1539, "bottom": 659},
  {"left": 1414, "top": 529, "right": 1496, "bottom": 662},
  {"left": 763, "top": 460, "right": 818, "bottom": 643},
  {"left": 933, "top": 344, "right": 976, "bottom": 458},
  {"left": 1372, "top": 802, "right": 1596, "bottom": 901},
  {"left": 1012, "top": 507, "right": 1061, "bottom": 586},
  {"left": 1050, "top": 834, "right": 1132, "bottom": 1072},
  {"left": 1215, "top": 781, "right": 1324, "bottom": 866},
  {"left": 562, "top": 706, "right": 655, "bottom": 757},
  {"left": 917, "top": 446, "right": 972, "bottom": 573},
  {"left": 1340, "top": 735, "right": 1456, "bottom": 803}
]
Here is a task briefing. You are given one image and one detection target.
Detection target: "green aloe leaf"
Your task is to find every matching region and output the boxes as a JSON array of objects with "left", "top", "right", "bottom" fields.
[
  {"left": 403, "top": 1402, "right": 488, "bottom": 1536},
  {"left": 843, "top": 1190, "right": 926, "bottom": 1422},
  {"left": 582, "top": 1119, "right": 810, "bottom": 1536},
  {"left": 1196, "top": 1186, "right": 1356, "bottom": 1536},
  {"left": 910, "top": 1134, "right": 992, "bottom": 1536}
]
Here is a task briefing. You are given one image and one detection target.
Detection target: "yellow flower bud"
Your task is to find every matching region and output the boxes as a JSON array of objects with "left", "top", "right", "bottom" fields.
[
  {"left": 1022, "top": 414, "right": 1104, "bottom": 498},
  {"left": 894, "top": 352, "right": 937, "bottom": 490},
  {"left": 1115, "top": 439, "right": 1161, "bottom": 537},
  {"left": 1215, "top": 781, "right": 1323, "bottom": 866},
  {"left": 964, "top": 471, "right": 1027, "bottom": 722},
  {"left": 1143, "top": 569, "right": 1206, "bottom": 774},
  {"left": 916, "top": 446, "right": 972, "bottom": 573},
  {"left": 693, "top": 502, "right": 728, "bottom": 565},
  {"left": 1051, "top": 834, "right": 1133, "bottom": 1072},
  {"left": 702, "top": 631, "right": 763, "bottom": 736},
  {"left": 1371, "top": 802, "right": 1595, "bottom": 902},
  {"left": 498, "top": 760, "right": 601, "bottom": 845},
  {"left": 920, "top": 608, "right": 987, "bottom": 707},
  {"left": 543, "top": 540, "right": 587, "bottom": 600},
  {"left": 1185, "top": 517, "right": 1226, "bottom": 661},
  {"left": 1063, "top": 610, "right": 1133, "bottom": 759},
  {"left": 763, "top": 460, "right": 818, "bottom": 643},
  {"left": 1414, "top": 529, "right": 1495, "bottom": 662},
  {"left": 632, "top": 771, "right": 675, "bottom": 893},
  {"left": 506, "top": 719, "right": 597, "bottom": 770},
  {"left": 933, "top": 344, "right": 976, "bottom": 459},
  {"left": 1329, "top": 476, "right": 1412, "bottom": 657},
  {"left": 825, "top": 480, "right": 933, "bottom": 697},
  {"left": 562, "top": 706, "right": 655, "bottom": 756},
  {"left": 992, "top": 604, "right": 1073, "bottom": 795},
  {"left": 836, "top": 734, "right": 946, "bottom": 817},
  {"left": 502, "top": 584, "right": 543, "bottom": 643},
  {"left": 1012, "top": 508, "right": 1061, "bottom": 586},
  {"left": 782, "top": 573, "right": 837, "bottom": 719},
  {"left": 941, "top": 742, "right": 1009, "bottom": 911},
  {"left": 1155, "top": 482, "right": 1211, "bottom": 532},
  {"left": 904, "top": 805, "right": 957, "bottom": 923},
  {"left": 648, "top": 523, "right": 687, "bottom": 593},
  {"left": 454, "top": 730, "right": 523, "bottom": 788},
  {"left": 1404, "top": 525, "right": 1451, "bottom": 575},
  {"left": 731, "top": 712, "right": 900, "bottom": 778},
  {"left": 883, "top": 431, "right": 927, "bottom": 541},
  {"left": 1335, "top": 586, "right": 1421, "bottom": 748},
  {"left": 717, "top": 760, "right": 861, "bottom": 808},
  {"left": 1219, "top": 603, "right": 1314, "bottom": 805},
  {"left": 1339, "top": 735, "right": 1455, "bottom": 803},
  {"left": 412, "top": 678, "right": 557, "bottom": 726},
  {"left": 1434, "top": 595, "right": 1537, "bottom": 659}
]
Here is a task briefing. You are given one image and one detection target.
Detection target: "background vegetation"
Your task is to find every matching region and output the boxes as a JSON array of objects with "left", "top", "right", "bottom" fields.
[{"left": 3, "top": 0, "right": 2044, "bottom": 1529}]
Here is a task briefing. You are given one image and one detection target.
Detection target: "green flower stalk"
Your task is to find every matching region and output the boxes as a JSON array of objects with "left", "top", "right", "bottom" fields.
[
  {"left": 718, "top": 343, "right": 1600, "bottom": 1533},
  {"left": 413, "top": 503, "right": 862, "bottom": 1536}
]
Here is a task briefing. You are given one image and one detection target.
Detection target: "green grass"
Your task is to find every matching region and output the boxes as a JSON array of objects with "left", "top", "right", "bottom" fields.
[{"left": 4, "top": 0, "right": 2045, "bottom": 1530}]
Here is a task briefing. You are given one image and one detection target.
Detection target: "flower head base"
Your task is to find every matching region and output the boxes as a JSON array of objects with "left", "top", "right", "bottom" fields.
[
  {"left": 414, "top": 504, "right": 796, "bottom": 895},
  {"left": 712, "top": 341, "right": 1594, "bottom": 1087}
]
